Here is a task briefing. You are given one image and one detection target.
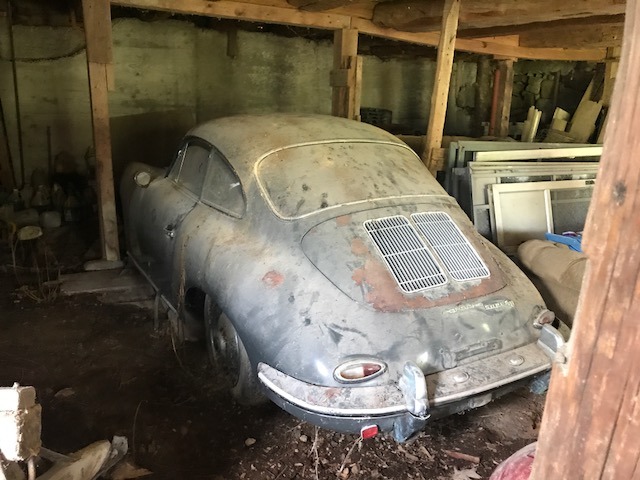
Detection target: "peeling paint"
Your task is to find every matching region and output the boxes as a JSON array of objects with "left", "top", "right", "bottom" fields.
[{"left": 262, "top": 270, "right": 285, "bottom": 288}]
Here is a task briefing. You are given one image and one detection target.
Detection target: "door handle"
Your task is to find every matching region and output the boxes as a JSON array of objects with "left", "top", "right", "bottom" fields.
[{"left": 164, "top": 224, "right": 175, "bottom": 239}]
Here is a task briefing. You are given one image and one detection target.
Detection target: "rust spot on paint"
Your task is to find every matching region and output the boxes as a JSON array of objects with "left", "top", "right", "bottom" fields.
[
  {"left": 336, "top": 215, "right": 352, "bottom": 227},
  {"left": 352, "top": 254, "right": 506, "bottom": 313},
  {"left": 262, "top": 270, "right": 284, "bottom": 288},
  {"left": 351, "top": 237, "right": 368, "bottom": 256}
]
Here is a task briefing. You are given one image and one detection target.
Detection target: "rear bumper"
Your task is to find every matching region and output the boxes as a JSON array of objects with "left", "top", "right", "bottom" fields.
[{"left": 258, "top": 328, "right": 562, "bottom": 441}]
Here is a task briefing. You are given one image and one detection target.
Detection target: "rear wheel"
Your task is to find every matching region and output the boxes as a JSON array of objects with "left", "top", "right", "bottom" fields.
[{"left": 204, "top": 296, "right": 265, "bottom": 405}]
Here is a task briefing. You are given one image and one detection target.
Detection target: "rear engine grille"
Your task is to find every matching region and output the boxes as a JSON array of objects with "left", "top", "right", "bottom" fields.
[
  {"left": 364, "top": 216, "right": 447, "bottom": 293},
  {"left": 411, "top": 212, "right": 490, "bottom": 281}
]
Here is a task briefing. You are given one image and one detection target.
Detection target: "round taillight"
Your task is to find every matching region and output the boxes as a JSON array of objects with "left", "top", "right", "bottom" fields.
[{"left": 334, "top": 359, "right": 387, "bottom": 383}]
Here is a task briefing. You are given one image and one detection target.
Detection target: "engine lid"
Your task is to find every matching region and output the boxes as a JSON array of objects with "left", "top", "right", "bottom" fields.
[{"left": 301, "top": 199, "right": 506, "bottom": 312}]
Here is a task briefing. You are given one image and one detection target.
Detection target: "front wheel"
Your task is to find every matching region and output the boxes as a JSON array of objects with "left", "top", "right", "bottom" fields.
[{"left": 204, "top": 296, "right": 265, "bottom": 406}]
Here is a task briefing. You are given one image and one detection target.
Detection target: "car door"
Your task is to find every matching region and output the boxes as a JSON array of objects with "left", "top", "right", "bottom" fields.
[{"left": 136, "top": 138, "right": 211, "bottom": 296}]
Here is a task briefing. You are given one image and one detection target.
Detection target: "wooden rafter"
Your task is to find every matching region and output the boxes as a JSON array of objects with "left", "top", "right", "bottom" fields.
[
  {"left": 287, "top": 0, "right": 357, "bottom": 13},
  {"left": 457, "top": 14, "right": 625, "bottom": 38},
  {"left": 519, "top": 24, "right": 624, "bottom": 49},
  {"left": 372, "top": 0, "right": 626, "bottom": 33},
  {"left": 112, "top": 0, "right": 609, "bottom": 60}
]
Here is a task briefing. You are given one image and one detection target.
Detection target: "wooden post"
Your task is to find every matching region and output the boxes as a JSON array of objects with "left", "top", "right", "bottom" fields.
[
  {"left": 491, "top": 58, "right": 514, "bottom": 138},
  {"left": 331, "top": 28, "right": 361, "bottom": 120},
  {"left": 474, "top": 56, "right": 492, "bottom": 137},
  {"left": 422, "top": 0, "right": 460, "bottom": 175},
  {"left": 531, "top": 0, "right": 640, "bottom": 478},
  {"left": 82, "top": 0, "right": 120, "bottom": 263},
  {"left": 602, "top": 46, "right": 620, "bottom": 107}
]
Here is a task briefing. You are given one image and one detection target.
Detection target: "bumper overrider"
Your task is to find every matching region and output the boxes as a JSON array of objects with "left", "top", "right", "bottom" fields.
[{"left": 258, "top": 325, "right": 565, "bottom": 442}]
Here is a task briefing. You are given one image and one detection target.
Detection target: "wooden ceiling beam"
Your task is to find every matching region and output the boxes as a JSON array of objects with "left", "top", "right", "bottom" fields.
[
  {"left": 286, "top": 0, "right": 357, "bottom": 13},
  {"left": 372, "top": 0, "right": 626, "bottom": 33},
  {"left": 111, "top": 0, "right": 351, "bottom": 29},
  {"left": 519, "top": 24, "right": 624, "bottom": 49},
  {"left": 353, "top": 18, "right": 608, "bottom": 60},
  {"left": 457, "top": 14, "right": 625, "bottom": 38},
  {"left": 111, "top": 0, "right": 609, "bottom": 60}
]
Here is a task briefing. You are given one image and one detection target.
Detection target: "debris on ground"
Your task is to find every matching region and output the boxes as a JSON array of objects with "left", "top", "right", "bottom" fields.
[{"left": 0, "top": 272, "right": 546, "bottom": 479}]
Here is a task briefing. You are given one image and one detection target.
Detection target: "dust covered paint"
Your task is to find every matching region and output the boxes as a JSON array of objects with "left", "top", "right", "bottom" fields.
[{"left": 121, "top": 113, "right": 562, "bottom": 443}]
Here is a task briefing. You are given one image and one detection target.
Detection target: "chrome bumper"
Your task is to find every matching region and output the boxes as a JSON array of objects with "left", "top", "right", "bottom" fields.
[{"left": 258, "top": 325, "right": 565, "bottom": 441}]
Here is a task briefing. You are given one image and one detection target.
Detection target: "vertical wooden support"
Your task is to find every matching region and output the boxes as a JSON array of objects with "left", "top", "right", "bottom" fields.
[
  {"left": 331, "top": 28, "right": 361, "bottom": 120},
  {"left": 82, "top": 0, "right": 120, "bottom": 263},
  {"left": 491, "top": 58, "right": 514, "bottom": 138},
  {"left": 422, "top": 0, "right": 460, "bottom": 175},
  {"left": 531, "top": 0, "right": 640, "bottom": 478},
  {"left": 474, "top": 57, "right": 492, "bottom": 137},
  {"left": 602, "top": 46, "right": 620, "bottom": 107}
]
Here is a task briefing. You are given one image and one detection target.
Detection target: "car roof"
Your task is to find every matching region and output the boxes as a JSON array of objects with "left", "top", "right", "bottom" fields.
[{"left": 187, "top": 113, "right": 410, "bottom": 176}]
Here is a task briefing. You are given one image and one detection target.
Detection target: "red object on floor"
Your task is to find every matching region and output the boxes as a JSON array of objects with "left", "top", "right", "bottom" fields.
[{"left": 489, "top": 442, "right": 536, "bottom": 480}]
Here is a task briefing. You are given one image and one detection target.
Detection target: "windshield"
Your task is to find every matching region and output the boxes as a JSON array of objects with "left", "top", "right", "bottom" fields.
[{"left": 257, "top": 141, "right": 445, "bottom": 219}]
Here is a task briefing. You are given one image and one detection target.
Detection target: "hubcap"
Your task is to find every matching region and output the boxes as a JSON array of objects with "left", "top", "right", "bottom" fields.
[{"left": 209, "top": 313, "right": 240, "bottom": 385}]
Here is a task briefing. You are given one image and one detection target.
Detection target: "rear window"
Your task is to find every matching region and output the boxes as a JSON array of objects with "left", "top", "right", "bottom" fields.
[{"left": 257, "top": 142, "right": 443, "bottom": 218}]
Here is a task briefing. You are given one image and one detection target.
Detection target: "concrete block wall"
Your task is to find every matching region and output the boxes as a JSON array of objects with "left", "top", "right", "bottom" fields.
[{"left": 0, "top": 16, "right": 582, "bottom": 184}]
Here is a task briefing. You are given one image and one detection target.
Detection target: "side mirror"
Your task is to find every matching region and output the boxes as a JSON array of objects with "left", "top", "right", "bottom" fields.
[{"left": 134, "top": 171, "right": 152, "bottom": 188}]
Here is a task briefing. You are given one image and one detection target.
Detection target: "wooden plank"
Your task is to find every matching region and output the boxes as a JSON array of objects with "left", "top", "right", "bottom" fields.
[
  {"left": 331, "top": 28, "right": 360, "bottom": 120},
  {"left": 531, "top": 1, "right": 640, "bottom": 477},
  {"left": 568, "top": 79, "right": 604, "bottom": 142},
  {"left": 287, "top": 0, "right": 358, "bottom": 12},
  {"left": 371, "top": 0, "right": 626, "bottom": 33},
  {"left": 519, "top": 23, "right": 623, "bottom": 49},
  {"left": 111, "top": 0, "right": 351, "bottom": 29},
  {"left": 422, "top": 0, "right": 459, "bottom": 175},
  {"left": 82, "top": 0, "right": 113, "bottom": 64},
  {"left": 112, "top": 0, "right": 608, "bottom": 60},
  {"left": 602, "top": 47, "right": 620, "bottom": 106},
  {"left": 473, "top": 57, "right": 492, "bottom": 136},
  {"left": 86, "top": 60, "right": 120, "bottom": 262},
  {"left": 457, "top": 14, "right": 625, "bottom": 39},
  {"left": 352, "top": 18, "right": 608, "bottom": 60},
  {"left": 493, "top": 59, "right": 514, "bottom": 138}
]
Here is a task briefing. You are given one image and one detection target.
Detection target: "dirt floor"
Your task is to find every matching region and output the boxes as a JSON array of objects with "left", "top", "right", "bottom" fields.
[{"left": 0, "top": 226, "right": 546, "bottom": 480}]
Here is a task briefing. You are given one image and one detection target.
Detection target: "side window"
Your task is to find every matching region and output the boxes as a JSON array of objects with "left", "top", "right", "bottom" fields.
[
  {"left": 175, "top": 141, "right": 210, "bottom": 196},
  {"left": 202, "top": 150, "right": 245, "bottom": 217}
]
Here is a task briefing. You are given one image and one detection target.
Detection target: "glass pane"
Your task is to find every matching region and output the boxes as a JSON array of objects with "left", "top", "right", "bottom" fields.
[
  {"left": 202, "top": 152, "right": 244, "bottom": 217},
  {"left": 258, "top": 142, "right": 442, "bottom": 218},
  {"left": 178, "top": 143, "right": 209, "bottom": 195}
]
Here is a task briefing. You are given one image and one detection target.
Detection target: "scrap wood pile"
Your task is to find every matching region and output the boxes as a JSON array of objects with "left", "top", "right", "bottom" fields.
[{"left": 0, "top": 384, "right": 150, "bottom": 480}]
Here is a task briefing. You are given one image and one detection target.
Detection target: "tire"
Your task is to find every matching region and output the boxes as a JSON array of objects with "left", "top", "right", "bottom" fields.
[{"left": 204, "top": 296, "right": 265, "bottom": 406}]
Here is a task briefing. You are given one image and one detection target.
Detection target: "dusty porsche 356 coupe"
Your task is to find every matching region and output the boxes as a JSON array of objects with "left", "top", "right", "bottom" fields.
[{"left": 120, "top": 114, "right": 566, "bottom": 442}]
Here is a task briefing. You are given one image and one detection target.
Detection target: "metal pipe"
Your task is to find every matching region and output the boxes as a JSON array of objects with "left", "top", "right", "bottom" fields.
[{"left": 7, "top": 0, "right": 25, "bottom": 188}]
